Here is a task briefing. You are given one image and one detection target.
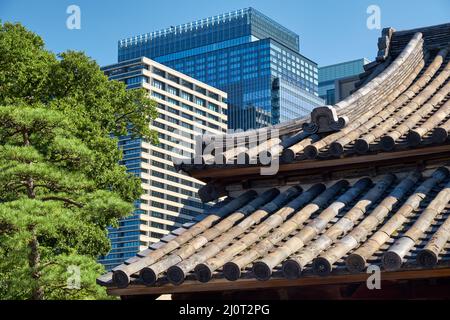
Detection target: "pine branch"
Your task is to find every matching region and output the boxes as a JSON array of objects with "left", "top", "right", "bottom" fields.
[
  {"left": 39, "top": 261, "right": 64, "bottom": 271},
  {"left": 40, "top": 196, "right": 83, "bottom": 208}
]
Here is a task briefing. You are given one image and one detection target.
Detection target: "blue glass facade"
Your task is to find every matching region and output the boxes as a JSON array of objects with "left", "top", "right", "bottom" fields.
[
  {"left": 118, "top": 8, "right": 323, "bottom": 130},
  {"left": 99, "top": 136, "right": 144, "bottom": 267},
  {"left": 274, "top": 78, "right": 324, "bottom": 123},
  {"left": 318, "top": 58, "right": 370, "bottom": 105}
]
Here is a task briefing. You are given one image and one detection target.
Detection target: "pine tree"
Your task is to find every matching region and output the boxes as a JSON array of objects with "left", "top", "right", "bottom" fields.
[{"left": 0, "top": 22, "right": 158, "bottom": 299}]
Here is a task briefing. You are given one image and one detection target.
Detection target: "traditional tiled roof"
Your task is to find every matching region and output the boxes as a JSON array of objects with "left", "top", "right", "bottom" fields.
[
  {"left": 98, "top": 23, "right": 450, "bottom": 295},
  {"left": 98, "top": 167, "right": 450, "bottom": 291},
  {"left": 176, "top": 23, "right": 450, "bottom": 185}
]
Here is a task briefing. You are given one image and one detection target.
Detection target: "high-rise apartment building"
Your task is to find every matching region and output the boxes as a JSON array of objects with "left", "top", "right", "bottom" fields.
[
  {"left": 318, "top": 58, "right": 370, "bottom": 105},
  {"left": 98, "top": 57, "right": 227, "bottom": 270},
  {"left": 117, "top": 8, "right": 324, "bottom": 130}
]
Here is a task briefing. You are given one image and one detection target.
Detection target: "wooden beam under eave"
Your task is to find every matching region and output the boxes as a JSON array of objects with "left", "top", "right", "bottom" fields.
[
  {"left": 188, "top": 144, "right": 450, "bottom": 181},
  {"left": 107, "top": 267, "right": 450, "bottom": 296}
]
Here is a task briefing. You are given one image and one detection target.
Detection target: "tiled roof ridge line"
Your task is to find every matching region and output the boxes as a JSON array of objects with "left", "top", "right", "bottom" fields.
[
  {"left": 284, "top": 32, "right": 422, "bottom": 135},
  {"left": 356, "top": 48, "right": 450, "bottom": 153},
  {"left": 417, "top": 208, "right": 450, "bottom": 267},
  {"left": 335, "top": 32, "right": 423, "bottom": 113},
  {"left": 193, "top": 181, "right": 347, "bottom": 283},
  {"left": 376, "top": 27, "right": 396, "bottom": 62},
  {"left": 393, "top": 22, "right": 450, "bottom": 37},
  {"left": 196, "top": 30, "right": 417, "bottom": 149},
  {"left": 138, "top": 188, "right": 286, "bottom": 286},
  {"left": 382, "top": 176, "right": 450, "bottom": 270},
  {"left": 286, "top": 34, "right": 425, "bottom": 159},
  {"left": 309, "top": 171, "right": 421, "bottom": 277},
  {"left": 218, "top": 182, "right": 347, "bottom": 281},
  {"left": 139, "top": 185, "right": 304, "bottom": 286},
  {"left": 406, "top": 75, "right": 450, "bottom": 146},
  {"left": 329, "top": 49, "right": 435, "bottom": 156},
  {"left": 221, "top": 178, "right": 371, "bottom": 281},
  {"left": 165, "top": 184, "right": 326, "bottom": 285},
  {"left": 108, "top": 190, "right": 257, "bottom": 288},
  {"left": 268, "top": 173, "right": 396, "bottom": 279},
  {"left": 345, "top": 167, "right": 449, "bottom": 273}
]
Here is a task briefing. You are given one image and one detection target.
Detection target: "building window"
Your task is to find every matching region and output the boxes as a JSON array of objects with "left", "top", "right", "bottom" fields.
[
  {"left": 151, "top": 170, "right": 164, "bottom": 179},
  {"left": 167, "top": 85, "right": 179, "bottom": 96},
  {"left": 167, "top": 185, "right": 178, "bottom": 193},
  {"left": 181, "top": 189, "right": 193, "bottom": 196},
  {"left": 152, "top": 150, "right": 166, "bottom": 159},
  {"left": 208, "top": 102, "right": 219, "bottom": 113},
  {"left": 166, "top": 175, "right": 179, "bottom": 183},
  {"left": 151, "top": 180, "right": 165, "bottom": 189},
  {"left": 166, "top": 116, "right": 179, "bottom": 125},
  {"left": 208, "top": 114, "right": 219, "bottom": 122},
  {"left": 151, "top": 222, "right": 164, "bottom": 229},
  {"left": 152, "top": 79, "right": 164, "bottom": 90},
  {"left": 181, "top": 122, "right": 193, "bottom": 130},
  {"left": 125, "top": 76, "right": 145, "bottom": 85},
  {"left": 151, "top": 211, "right": 164, "bottom": 219},
  {"left": 151, "top": 160, "right": 165, "bottom": 169},
  {"left": 181, "top": 91, "right": 192, "bottom": 101},
  {"left": 150, "top": 232, "right": 164, "bottom": 239},
  {"left": 166, "top": 205, "right": 179, "bottom": 213},
  {"left": 182, "top": 103, "right": 193, "bottom": 111},
  {"left": 151, "top": 91, "right": 165, "bottom": 100},
  {"left": 152, "top": 121, "right": 165, "bottom": 129},
  {"left": 195, "top": 97, "right": 205, "bottom": 107},
  {"left": 152, "top": 67, "right": 165, "bottom": 77},
  {"left": 166, "top": 195, "right": 179, "bottom": 203},
  {"left": 182, "top": 112, "right": 193, "bottom": 121},
  {"left": 167, "top": 98, "right": 179, "bottom": 106},
  {"left": 167, "top": 73, "right": 179, "bottom": 83},
  {"left": 151, "top": 201, "right": 164, "bottom": 209},
  {"left": 181, "top": 79, "right": 193, "bottom": 89},
  {"left": 195, "top": 109, "right": 206, "bottom": 117}
]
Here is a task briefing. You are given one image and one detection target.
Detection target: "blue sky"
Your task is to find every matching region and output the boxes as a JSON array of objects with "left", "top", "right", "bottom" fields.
[{"left": 0, "top": 0, "right": 449, "bottom": 67}]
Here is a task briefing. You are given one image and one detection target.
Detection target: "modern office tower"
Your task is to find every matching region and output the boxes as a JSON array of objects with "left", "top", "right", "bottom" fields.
[
  {"left": 318, "top": 58, "right": 370, "bottom": 105},
  {"left": 98, "top": 57, "right": 227, "bottom": 270},
  {"left": 117, "top": 7, "right": 324, "bottom": 131}
]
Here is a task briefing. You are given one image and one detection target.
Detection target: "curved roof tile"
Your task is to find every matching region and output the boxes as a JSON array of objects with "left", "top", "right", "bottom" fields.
[{"left": 98, "top": 23, "right": 450, "bottom": 295}]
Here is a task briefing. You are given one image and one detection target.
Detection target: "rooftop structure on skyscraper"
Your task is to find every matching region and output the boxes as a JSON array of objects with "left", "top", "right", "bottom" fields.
[{"left": 117, "top": 8, "right": 323, "bottom": 130}]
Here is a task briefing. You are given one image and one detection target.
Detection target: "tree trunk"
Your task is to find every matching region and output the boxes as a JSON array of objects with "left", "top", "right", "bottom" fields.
[
  {"left": 24, "top": 127, "right": 42, "bottom": 299},
  {"left": 28, "top": 225, "right": 43, "bottom": 300}
]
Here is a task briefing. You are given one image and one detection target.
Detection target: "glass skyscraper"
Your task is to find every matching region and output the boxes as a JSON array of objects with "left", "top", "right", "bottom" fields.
[
  {"left": 318, "top": 58, "right": 370, "bottom": 105},
  {"left": 118, "top": 8, "right": 324, "bottom": 130}
]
